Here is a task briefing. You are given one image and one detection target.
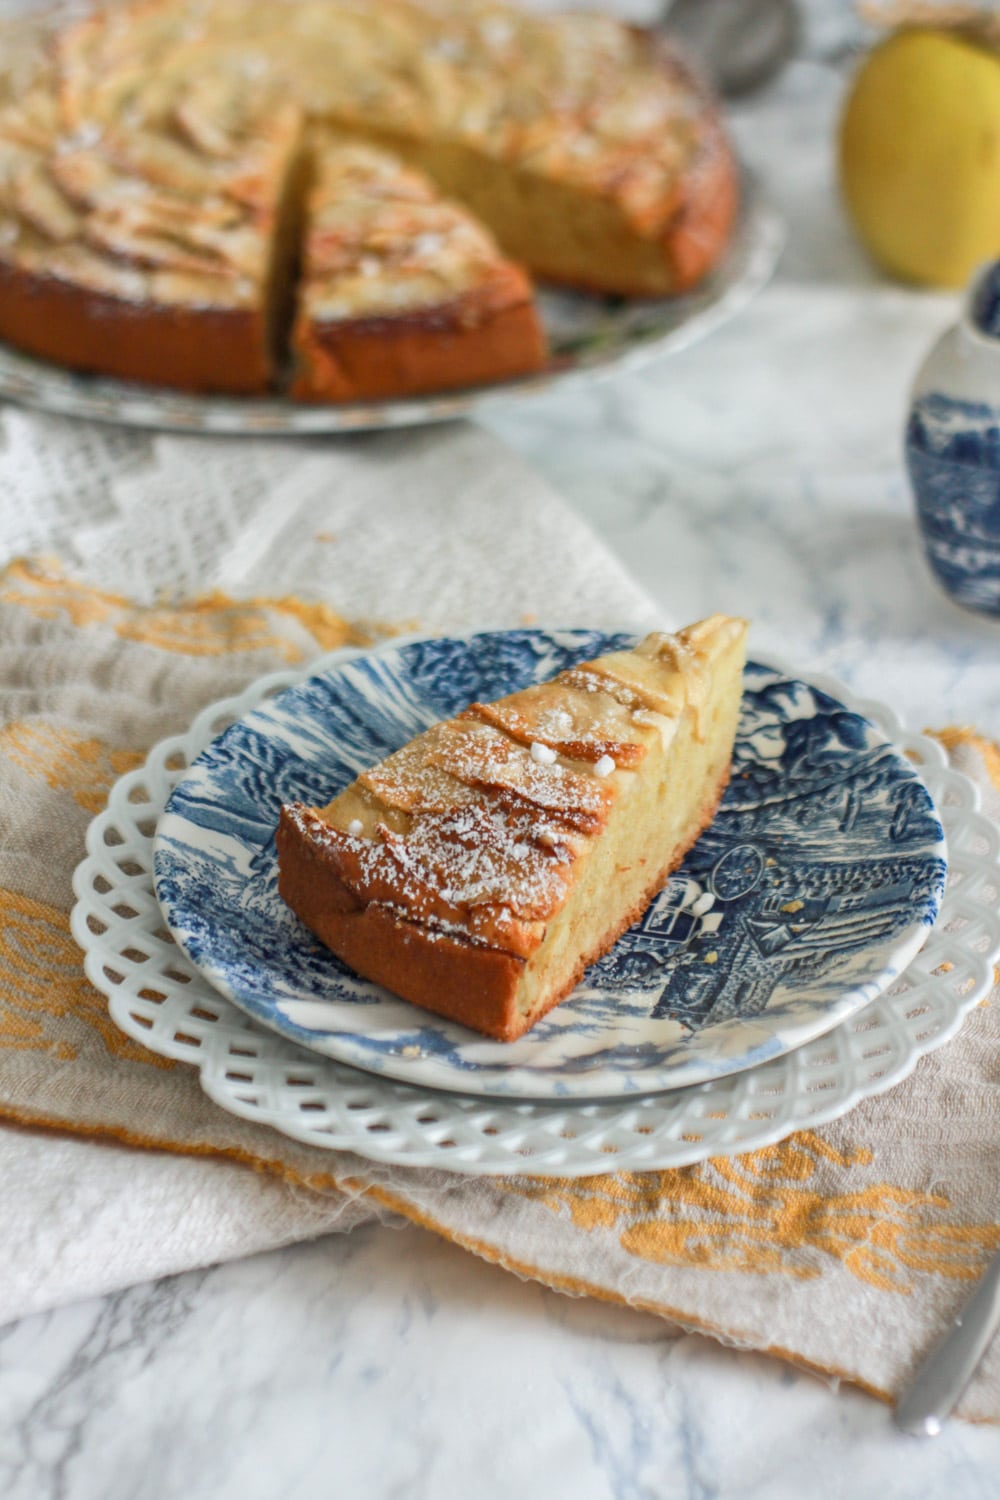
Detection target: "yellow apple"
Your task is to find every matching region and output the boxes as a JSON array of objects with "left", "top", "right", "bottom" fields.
[{"left": 839, "top": 27, "right": 1000, "bottom": 288}]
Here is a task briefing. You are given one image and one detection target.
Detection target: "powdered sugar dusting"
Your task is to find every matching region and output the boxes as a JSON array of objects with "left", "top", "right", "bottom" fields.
[
  {"left": 361, "top": 738, "right": 477, "bottom": 814},
  {"left": 361, "top": 716, "right": 612, "bottom": 830},
  {"left": 432, "top": 721, "right": 610, "bottom": 830},
  {"left": 281, "top": 628, "right": 715, "bottom": 957},
  {"left": 375, "top": 803, "right": 569, "bottom": 914}
]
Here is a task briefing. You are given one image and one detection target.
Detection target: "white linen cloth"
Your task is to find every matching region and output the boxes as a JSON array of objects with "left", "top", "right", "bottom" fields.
[{"left": 0, "top": 415, "right": 658, "bottom": 1325}]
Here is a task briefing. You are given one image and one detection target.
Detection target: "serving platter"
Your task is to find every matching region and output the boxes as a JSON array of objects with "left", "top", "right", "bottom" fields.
[
  {"left": 0, "top": 177, "right": 782, "bottom": 435},
  {"left": 71, "top": 638, "right": 1000, "bottom": 1175},
  {"left": 150, "top": 630, "right": 946, "bottom": 1101}
]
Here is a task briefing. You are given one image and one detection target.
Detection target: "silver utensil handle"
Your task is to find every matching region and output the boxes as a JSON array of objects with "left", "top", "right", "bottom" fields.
[
  {"left": 895, "top": 1247, "right": 1000, "bottom": 1436},
  {"left": 662, "top": 0, "right": 799, "bottom": 97}
]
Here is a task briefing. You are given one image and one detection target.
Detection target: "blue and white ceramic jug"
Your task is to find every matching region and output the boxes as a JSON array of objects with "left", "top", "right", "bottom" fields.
[{"left": 906, "top": 261, "right": 1000, "bottom": 617}]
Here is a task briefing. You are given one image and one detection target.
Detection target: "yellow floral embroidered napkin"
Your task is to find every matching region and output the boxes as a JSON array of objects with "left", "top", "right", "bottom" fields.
[
  {"left": 1, "top": 415, "right": 998, "bottom": 1422},
  {"left": 0, "top": 414, "right": 656, "bottom": 1319}
]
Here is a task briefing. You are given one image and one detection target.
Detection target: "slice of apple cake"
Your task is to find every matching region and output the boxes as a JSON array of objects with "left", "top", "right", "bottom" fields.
[
  {"left": 277, "top": 617, "right": 748, "bottom": 1041},
  {"left": 291, "top": 135, "right": 545, "bottom": 402}
]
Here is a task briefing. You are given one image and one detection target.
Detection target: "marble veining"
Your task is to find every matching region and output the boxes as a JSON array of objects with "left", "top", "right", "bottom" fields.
[
  {"left": 489, "top": 281, "right": 1000, "bottom": 739},
  {"left": 3, "top": 4, "right": 1000, "bottom": 1495},
  {"left": 3, "top": 1228, "right": 1000, "bottom": 1500}
]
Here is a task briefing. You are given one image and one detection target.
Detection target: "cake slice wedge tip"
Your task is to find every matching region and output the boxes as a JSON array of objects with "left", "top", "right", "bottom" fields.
[{"left": 276, "top": 617, "right": 748, "bottom": 1041}]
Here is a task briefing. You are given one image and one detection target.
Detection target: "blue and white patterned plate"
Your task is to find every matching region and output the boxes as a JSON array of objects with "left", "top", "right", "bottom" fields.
[{"left": 153, "top": 630, "right": 947, "bottom": 1101}]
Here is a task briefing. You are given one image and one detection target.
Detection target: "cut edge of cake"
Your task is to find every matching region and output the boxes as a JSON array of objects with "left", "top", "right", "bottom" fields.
[
  {"left": 276, "top": 616, "right": 748, "bottom": 1041},
  {"left": 352, "top": 35, "right": 738, "bottom": 300},
  {"left": 0, "top": 108, "right": 548, "bottom": 398},
  {"left": 289, "top": 134, "right": 547, "bottom": 402}
]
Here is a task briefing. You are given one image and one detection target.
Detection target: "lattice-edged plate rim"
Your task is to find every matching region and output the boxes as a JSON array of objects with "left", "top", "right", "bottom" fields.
[{"left": 71, "top": 636, "right": 1000, "bottom": 1176}]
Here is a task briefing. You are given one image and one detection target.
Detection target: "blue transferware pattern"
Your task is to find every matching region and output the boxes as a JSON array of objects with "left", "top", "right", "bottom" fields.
[
  {"left": 153, "top": 630, "right": 947, "bottom": 1101},
  {"left": 907, "top": 395, "right": 1000, "bottom": 615},
  {"left": 906, "top": 259, "right": 1000, "bottom": 616}
]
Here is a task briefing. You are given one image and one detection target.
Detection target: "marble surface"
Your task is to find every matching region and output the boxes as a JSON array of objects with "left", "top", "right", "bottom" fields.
[
  {"left": 4, "top": 1225, "right": 1000, "bottom": 1500},
  {"left": 4, "top": 9, "right": 1000, "bottom": 1499},
  {"left": 490, "top": 55, "right": 1000, "bottom": 740}
]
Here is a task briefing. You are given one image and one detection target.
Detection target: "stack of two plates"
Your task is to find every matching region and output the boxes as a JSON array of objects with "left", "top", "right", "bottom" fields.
[{"left": 73, "top": 629, "right": 1000, "bottom": 1177}]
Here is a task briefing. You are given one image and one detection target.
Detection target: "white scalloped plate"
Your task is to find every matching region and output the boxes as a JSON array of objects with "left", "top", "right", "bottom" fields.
[
  {"left": 150, "top": 631, "right": 947, "bottom": 1100},
  {"left": 71, "top": 643, "right": 1000, "bottom": 1176}
]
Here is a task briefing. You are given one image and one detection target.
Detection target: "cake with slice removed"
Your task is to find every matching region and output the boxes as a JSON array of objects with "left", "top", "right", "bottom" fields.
[
  {"left": 0, "top": 0, "right": 737, "bottom": 399},
  {"left": 276, "top": 616, "right": 748, "bottom": 1041},
  {"left": 291, "top": 135, "right": 545, "bottom": 401}
]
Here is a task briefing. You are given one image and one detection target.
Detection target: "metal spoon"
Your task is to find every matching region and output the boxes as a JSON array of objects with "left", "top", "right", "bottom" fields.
[
  {"left": 895, "top": 1245, "right": 1000, "bottom": 1436},
  {"left": 662, "top": 0, "right": 800, "bottom": 97}
]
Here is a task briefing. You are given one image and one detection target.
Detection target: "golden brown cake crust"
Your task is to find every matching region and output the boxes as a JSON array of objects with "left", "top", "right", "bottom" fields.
[
  {"left": 276, "top": 808, "right": 528, "bottom": 1038},
  {"left": 630, "top": 31, "right": 738, "bottom": 296},
  {"left": 656, "top": 104, "right": 738, "bottom": 296},
  {"left": 291, "top": 266, "right": 546, "bottom": 402},
  {"left": 514, "top": 34, "right": 738, "bottom": 298},
  {"left": 276, "top": 765, "right": 731, "bottom": 1042},
  {"left": 0, "top": 259, "right": 269, "bottom": 393}
]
